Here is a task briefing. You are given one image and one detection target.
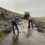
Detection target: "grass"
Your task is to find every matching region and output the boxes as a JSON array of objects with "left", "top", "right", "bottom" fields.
[
  {"left": 43, "top": 30, "right": 45, "bottom": 33},
  {"left": 34, "top": 17, "right": 45, "bottom": 22},
  {"left": 0, "top": 32, "right": 7, "bottom": 40},
  {"left": 34, "top": 17, "right": 45, "bottom": 33}
]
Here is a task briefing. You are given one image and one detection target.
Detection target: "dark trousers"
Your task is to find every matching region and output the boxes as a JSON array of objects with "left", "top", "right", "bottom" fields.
[
  {"left": 28, "top": 20, "right": 33, "bottom": 28},
  {"left": 12, "top": 22, "right": 19, "bottom": 33}
]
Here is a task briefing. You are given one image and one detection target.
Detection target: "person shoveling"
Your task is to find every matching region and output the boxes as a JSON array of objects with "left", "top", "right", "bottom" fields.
[{"left": 11, "top": 16, "right": 20, "bottom": 34}]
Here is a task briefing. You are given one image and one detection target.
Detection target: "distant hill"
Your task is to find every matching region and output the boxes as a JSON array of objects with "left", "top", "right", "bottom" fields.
[
  {"left": 34, "top": 17, "right": 45, "bottom": 22},
  {"left": 0, "top": 7, "right": 23, "bottom": 19}
]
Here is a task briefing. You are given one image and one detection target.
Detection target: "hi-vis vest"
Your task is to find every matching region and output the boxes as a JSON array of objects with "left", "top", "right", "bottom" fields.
[{"left": 27, "top": 16, "right": 33, "bottom": 20}]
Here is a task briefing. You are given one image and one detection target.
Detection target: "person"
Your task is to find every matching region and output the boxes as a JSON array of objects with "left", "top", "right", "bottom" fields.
[
  {"left": 24, "top": 12, "right": 33, "bottom": 31},
  {"left": 11, "top": 17, "right": 19, "bottom": 34},
  {"left": 28, "top": 15, "right": 33, "bottom": 28}
]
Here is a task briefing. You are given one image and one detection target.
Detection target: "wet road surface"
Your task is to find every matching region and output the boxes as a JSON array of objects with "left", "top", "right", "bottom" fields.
[
  {"left": 0, "top": 20, "right": 45, "bottom": 45},
  {"left": 0, "top": 27, "right": 45, "bottom": 45}
]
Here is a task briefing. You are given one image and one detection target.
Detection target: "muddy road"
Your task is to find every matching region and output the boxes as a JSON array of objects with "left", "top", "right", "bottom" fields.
[{"left": 0, "top": 20, "right": 45, "bottom": 45}]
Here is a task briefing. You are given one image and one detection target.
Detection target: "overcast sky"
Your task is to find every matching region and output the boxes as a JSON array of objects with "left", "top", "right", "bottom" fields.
[{"left": 0, "top": 0, "right": 45, "bottom": 17}]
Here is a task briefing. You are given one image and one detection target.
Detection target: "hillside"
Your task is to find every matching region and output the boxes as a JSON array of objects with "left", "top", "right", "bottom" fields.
[
  {"left": 0, "top": 7, "right": 24, "bottom": 39},
  {"left": 0, "top": 7, "right": 23, "bottom": 19},
  {"left": 34, "top": 17, "right": 45, "bottom": 22},
  {"left": 0, "top": 7, "right": 23, "bottom": 32}
]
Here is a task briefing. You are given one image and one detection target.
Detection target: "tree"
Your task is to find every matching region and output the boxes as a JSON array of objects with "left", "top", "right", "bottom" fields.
[{"left": 24, "top": 12, "right": 30, "bottom": 19}]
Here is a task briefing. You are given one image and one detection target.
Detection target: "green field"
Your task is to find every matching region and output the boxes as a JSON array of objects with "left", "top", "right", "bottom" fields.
[
  {"left": 34, "top": 17, "right": 45, "bottom": 22},
  {"left": 0, "top": 32, "right": 6, "bottom": 40}
]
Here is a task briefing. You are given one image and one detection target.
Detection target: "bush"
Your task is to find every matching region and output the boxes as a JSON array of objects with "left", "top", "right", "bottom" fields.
[{"left": 24, "top": 12, "right": 30, "bottom": 19}]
